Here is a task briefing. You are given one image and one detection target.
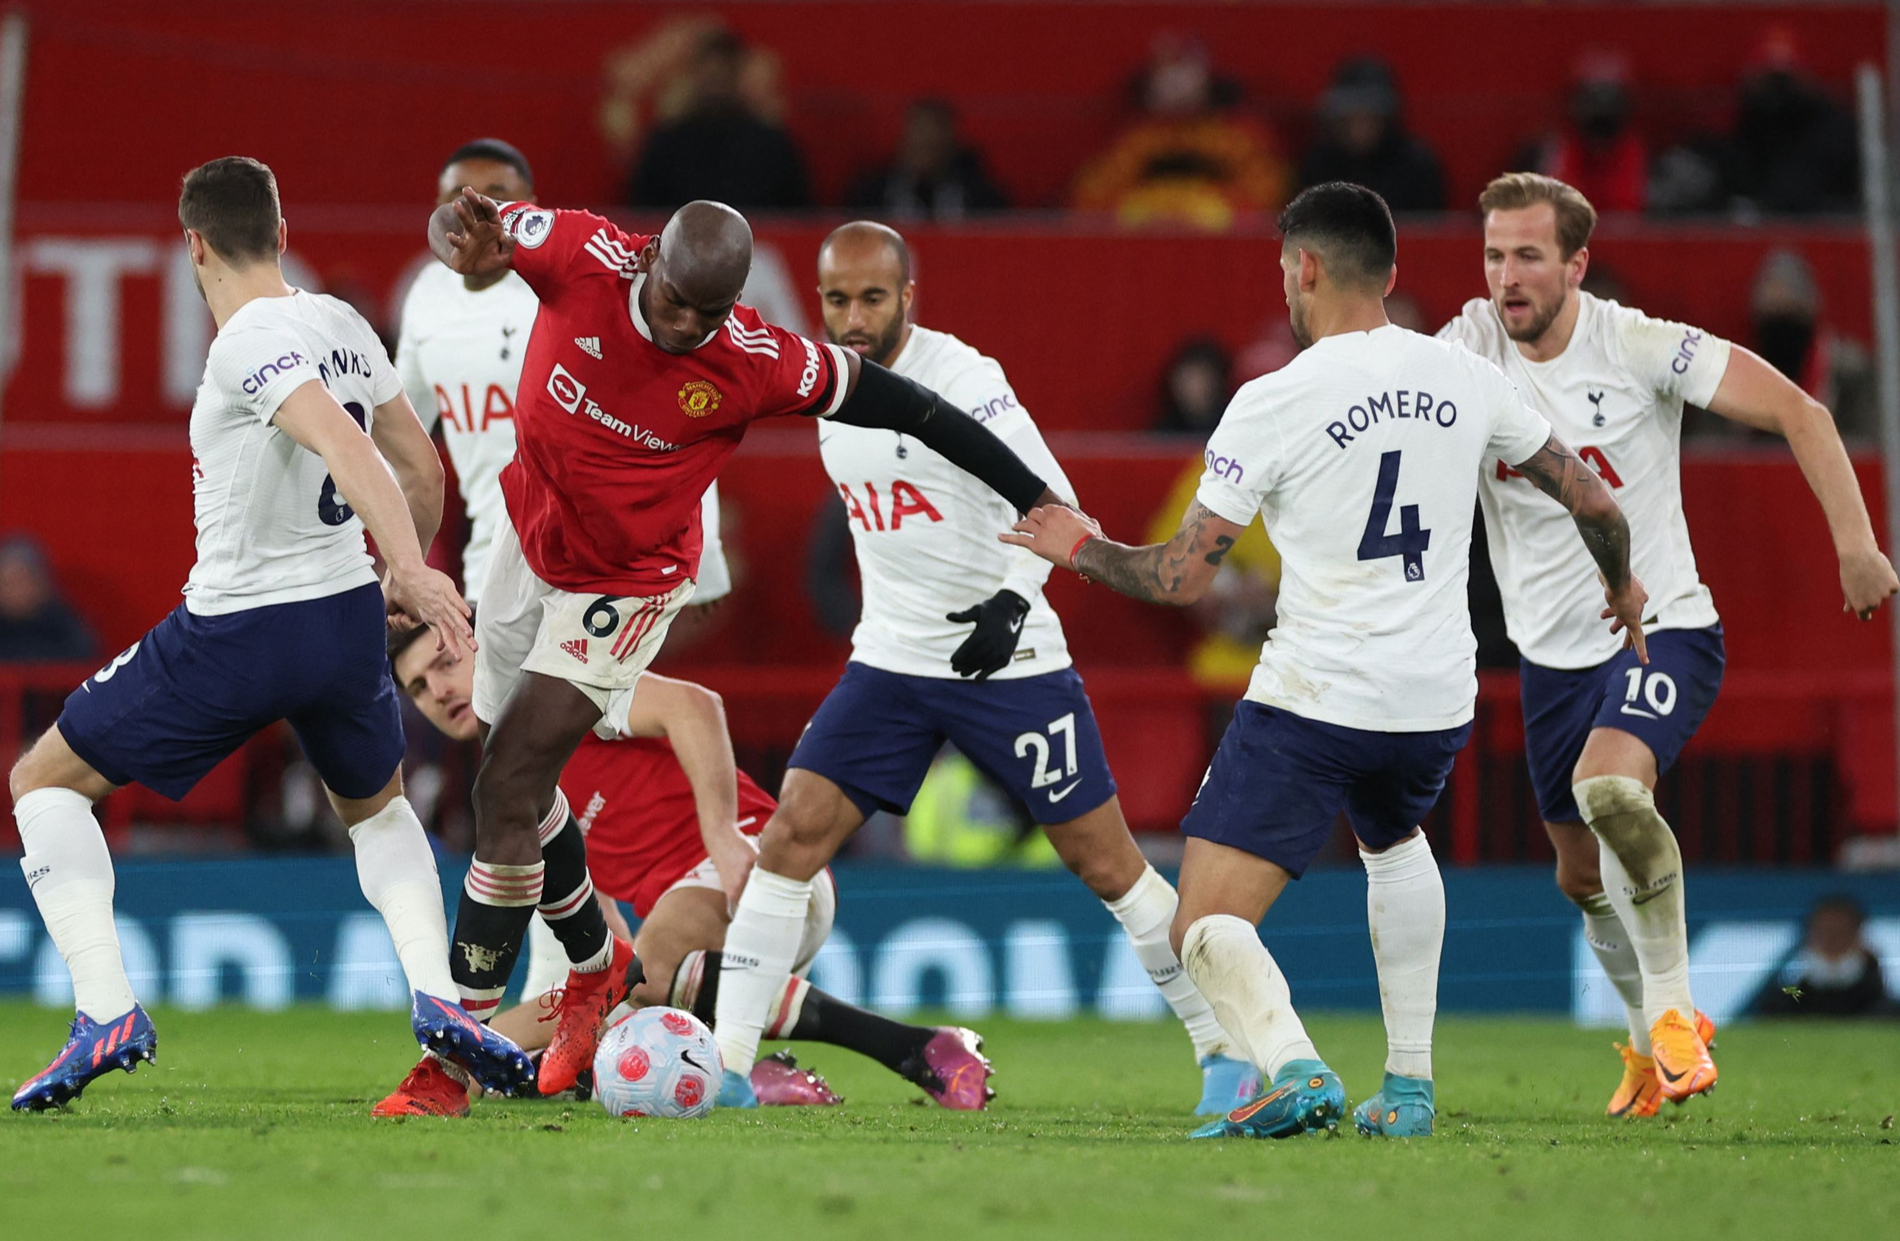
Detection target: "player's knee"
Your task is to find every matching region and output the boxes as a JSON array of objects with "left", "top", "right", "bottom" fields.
[
  {"left": 770, "top": 779, "right": 846, "bottom": 850},
  {"left": 1551, "top": 861, "right": 1603, "bottom": 907}
]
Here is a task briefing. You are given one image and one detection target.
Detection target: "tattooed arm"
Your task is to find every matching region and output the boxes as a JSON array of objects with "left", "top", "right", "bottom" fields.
[
  {"left": 999, "top": 500, "right": 1246, "bottom": 606},
  {"left": 1511, "top": 433, "right": 1651, "bottom": 662}
]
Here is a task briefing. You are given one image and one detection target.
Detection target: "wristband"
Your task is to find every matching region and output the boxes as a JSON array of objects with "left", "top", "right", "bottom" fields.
[{"left": 1067, "top": 534, "right": 1095, "bottom": 568}]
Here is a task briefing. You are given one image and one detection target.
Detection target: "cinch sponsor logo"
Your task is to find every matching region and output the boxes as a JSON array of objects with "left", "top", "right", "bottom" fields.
[
  {"left": 972, "top": 392, "right": 1018, "bottom": 423},
  {"left": 1204, "top": 448, "right": 1244, "bottom": 483},
  {"left": 797, "top": 337, "right": 821, "bottom": 398},
  {"left": 1670, "top": 329, "right": 1704, "bottom": 375},
  {"left": 241, "top": 351, "right": 307, "bottom": 395},
  {"left": 1325, "top": 389, "right": 1457, "bottom": 450}
]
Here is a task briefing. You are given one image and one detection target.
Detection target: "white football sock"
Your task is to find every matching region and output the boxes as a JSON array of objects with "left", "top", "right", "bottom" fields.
[
  {"left": 1575, "top": 776, "right": 1694, "bottom": 1027},
  {"left": 1105, "top": 865, "right": 1231, "bottom": 1060},
  {"left": 347, "top": 795, "right": 458, "bottom": 1002},
  {"left": 712, "top": 868, "right": 811, "bottom": 1077},
  {"left": 1579, "top": 891, "right": 1649, "bottom": 1055},
  {"left": 16, "top": 787, "right": 136, "bottom": 1022},
  {"left": 1178, "top": 914, "right": 1318, "bottom": 1080},
  {"left": 1361, "top": 832, "right": 1442, "bottom": 1080},
  {"left": 521, "top": 914, "right": 568, "bottom": 1001}
]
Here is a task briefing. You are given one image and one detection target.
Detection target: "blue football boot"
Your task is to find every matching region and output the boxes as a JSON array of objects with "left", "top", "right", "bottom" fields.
[
  {"left": 409, "top": 990, "right": 536, "bottom": 1097},
  {"left": 1195, "top": 1053, "right": 1262, "bottom": 1116},
  {"left": 11, "top": 1005, "right": 158, "bottom": 1111},
  {"left": 1188, "top": 1058, "right": 1344, "bottom": 1139},
  {"left": 1353, "top": 1072, "right": 1435, "bottom": 1138},
  {"left": 717, "top": 1067, "right": 759, "bottom": 1109}
]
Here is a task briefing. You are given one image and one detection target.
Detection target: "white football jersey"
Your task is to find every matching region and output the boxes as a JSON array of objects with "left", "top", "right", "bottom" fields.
[
  {"left": 1440, "top": 293, "right": 1727, "bottom": 669},
  {"left": 184, "top": 290, "right": 400, "bottom": 615},
  {"left": 819, "top": 325, "right": 1074, "bottom": 678},
  {"left": 395, "top": 260, "right": 732, "bottom": 604},
  {"left": 1196, "top": 325, "right": 1552, "bottom": 731}
]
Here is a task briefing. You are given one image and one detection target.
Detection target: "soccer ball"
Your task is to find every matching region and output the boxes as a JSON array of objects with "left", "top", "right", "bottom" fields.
[{"left": 592, "top": 1007, "right": 722, "bottom": 1120}]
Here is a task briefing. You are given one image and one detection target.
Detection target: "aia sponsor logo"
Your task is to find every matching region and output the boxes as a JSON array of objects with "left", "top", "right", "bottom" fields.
[
  {"left": 561, "top": 637, "right": 588, "bottom": 662},
  {"left": 837, "top": 480, "right": 943, "bottom": 532},
  {"left": 677, "top": 379, "right": 722, "bottom": 417},
  {"left": 616, "top": 1047, "right": 651, "bottom": 1082}
]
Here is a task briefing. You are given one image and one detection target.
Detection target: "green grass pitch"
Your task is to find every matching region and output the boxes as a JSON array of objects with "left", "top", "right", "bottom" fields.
[{"left": 2, "top": 1003, "right": 1894, "bottom": 1239}]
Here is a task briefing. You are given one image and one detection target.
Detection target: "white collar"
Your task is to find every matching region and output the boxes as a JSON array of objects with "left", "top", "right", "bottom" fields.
[{"left": 628, "top": 273, "right": 720, "bottom": 351}]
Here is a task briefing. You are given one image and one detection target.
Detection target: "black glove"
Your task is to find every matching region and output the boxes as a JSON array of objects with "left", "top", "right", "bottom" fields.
[{"left": 946, "top": 589, "right": 1031, "bottom": 680}]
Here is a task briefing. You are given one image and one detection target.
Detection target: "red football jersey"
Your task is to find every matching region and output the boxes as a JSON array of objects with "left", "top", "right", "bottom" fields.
[
  {"left": 495, "top": 204, "right": 851, "bottom": 596},
  {"left": 558, "top": 733, "right": 778, "bottom": 917}
]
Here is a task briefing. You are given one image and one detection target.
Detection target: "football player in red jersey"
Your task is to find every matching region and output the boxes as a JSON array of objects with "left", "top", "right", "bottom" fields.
[
  {"left": 373, "top": 624, "right": 995, "bottom": 1117},
  {"left": 424, "top": 191, "right": 1062, "bottom": 1098}
]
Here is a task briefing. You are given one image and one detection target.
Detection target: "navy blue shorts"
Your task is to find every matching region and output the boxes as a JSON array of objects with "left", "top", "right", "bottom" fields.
[
  {"left": 789, "top": 662, "right": 1117, "bottom": 824},
  {"left": 57, "top": 583, "right": 405, "bottom": 802},
  {"left": 1180, "top": 701, "right": 1471, "bottom": 878},
  {"left": 1520, "top": 624, "right": 1725, "bottom": 823}
]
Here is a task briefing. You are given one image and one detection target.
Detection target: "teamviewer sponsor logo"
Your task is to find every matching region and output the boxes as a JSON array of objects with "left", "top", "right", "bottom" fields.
[{"left": 548, "top": 363, "right": 586, "bottom": 413}]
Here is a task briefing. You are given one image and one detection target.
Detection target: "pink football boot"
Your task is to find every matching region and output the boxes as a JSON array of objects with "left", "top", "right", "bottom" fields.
[
  {"left": 901, "top": 1027, "right": 995, "bottom": 1110},
  {"left": 749, "top": 1050, "right": 843, "bottom": 1106}
]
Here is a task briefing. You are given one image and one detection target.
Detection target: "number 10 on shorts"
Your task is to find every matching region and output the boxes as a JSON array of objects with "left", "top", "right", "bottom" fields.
[
  {"left": 1015, "top": 712, "right": 1078, "bottom": 788},
  {"left": 1619, "top": 667, "right": 1677, "bottom": 720}
]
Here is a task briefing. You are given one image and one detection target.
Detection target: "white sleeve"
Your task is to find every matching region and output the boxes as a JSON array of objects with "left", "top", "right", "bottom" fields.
[
  {"left": 206, "top": 323, "right": 325, "bottom": 424},
  {"left": 356, "top": 310, "right": 404, "bottom": 407},
  {"left": 692, "top": 481, "right": 732, "bottom": 603},
  {"left": 1610, "top": 306, "right": 1733, "bottom": 408},
  {"left": 1193, "top": 388, "right": 1276, "bottom": 526},
  {"left": 938, "top": 362, "right": 1069, "bottom": 600},
  {"left": 394, "top": 291, "right": 439, "bottom": 432},
  {"left": 1483, "top": 368, "right": 1555, "bottom": 466}
]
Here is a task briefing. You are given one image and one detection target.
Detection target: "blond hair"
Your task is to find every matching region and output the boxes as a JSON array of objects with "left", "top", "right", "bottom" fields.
[{"left": 1478, "top": 172, "right": 1597, "bottom": 259}]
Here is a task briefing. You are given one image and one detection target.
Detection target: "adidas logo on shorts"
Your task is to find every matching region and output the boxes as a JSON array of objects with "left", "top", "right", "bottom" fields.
[
  {"left": 561, "top": 637, "right": 589, "bottom": 662},
  {"left": 575, "top": 336, "right": 602, "bottom": 360}
]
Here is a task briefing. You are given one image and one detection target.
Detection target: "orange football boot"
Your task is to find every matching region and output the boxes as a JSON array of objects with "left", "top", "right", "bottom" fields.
[
  {"left": 1649, "top": 1008, "right": 1717, "bottom": 1103},
  {"left": 373, "top": 1056, "right": 471, "bottom": 1117},
  {"left": 1608, "top": 1010, "right": 1715, "bottom": 1118},
  {"left": 536, "top": 936, "right": 643, "bottom": 1097}
]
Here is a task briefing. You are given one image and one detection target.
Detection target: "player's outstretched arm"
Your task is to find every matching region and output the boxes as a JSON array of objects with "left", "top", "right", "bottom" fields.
[
  {"left": 829, "top": 353, "right": 1063, "bottom": 512},
  {"left": 427, "top": 187, "right": 515, "bottom": 280},
  {"left": 272, "top": 380, "right": 474, "bottom": 658},
  {"left": 368, "top": 392, "right": 446, "bottom": 554},
  {"left": 617, "top": 674, "right": 751, "bottom": 911},
  {"left": 1512, "top": 433, "right": 1649, "bottom": 663},
  {"left": 1705, "top": 345, "right": 1899, "bottom": 620},
  {"left": 1001, "top": 499, "right": 1244, "bottom": 607}
]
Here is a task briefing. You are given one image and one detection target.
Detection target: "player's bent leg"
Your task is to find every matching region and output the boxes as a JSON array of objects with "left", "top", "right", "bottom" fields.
[
  {"left": 1174, "top": 840, "right": 1341, "bottom": 1141},
  {"left": 1572, "top": 729, "right": 1714, "bottom": 1102},
  {"left": 713, "top": 770, "right": 867, "bottom": 1106},
  {"left": 9, "top": 728, "right": 157, "bottom": 1112},
  {"left": 1045, "top": 796, "right": 1247, "bottom": 1112}
]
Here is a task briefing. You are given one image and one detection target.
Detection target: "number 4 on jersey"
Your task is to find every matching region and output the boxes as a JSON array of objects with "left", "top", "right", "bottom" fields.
[{"left": 1357, "top": 450, "right": 1431, "bottom": 581}]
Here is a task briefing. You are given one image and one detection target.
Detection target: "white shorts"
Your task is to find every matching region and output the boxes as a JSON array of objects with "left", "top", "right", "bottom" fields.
[
  {"left": 520, "top": 867, "right": 839, "bottom": 1001},
  {"left": 473, "top": 521, "right": 693, "bottom": 732}
]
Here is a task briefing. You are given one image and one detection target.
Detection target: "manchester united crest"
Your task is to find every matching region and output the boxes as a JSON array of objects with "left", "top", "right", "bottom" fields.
[{"left": 678, "top": 379, "right": 722, "bottom": 417}]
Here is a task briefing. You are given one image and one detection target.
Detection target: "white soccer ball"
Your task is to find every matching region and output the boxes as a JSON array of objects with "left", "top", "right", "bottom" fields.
[{"left": 592, "top": 1006, "right": 722, "bottom": 1120}]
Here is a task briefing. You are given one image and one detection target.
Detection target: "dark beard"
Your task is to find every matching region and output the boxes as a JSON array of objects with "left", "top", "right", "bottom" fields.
[
  {"left": 1288, "top": 299, "right": 1313, "bottom": 350},
  {"left": 1500, "top": 293, "right": 1563, "bottom": 344}
]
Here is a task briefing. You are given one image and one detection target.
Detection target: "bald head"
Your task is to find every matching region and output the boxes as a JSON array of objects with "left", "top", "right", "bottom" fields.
[
  {"left": 819, "top": 220, "right": 910, "bottom": 285},
  {"left": 657, "top": 200, "right": 753, "bottom": 304}
]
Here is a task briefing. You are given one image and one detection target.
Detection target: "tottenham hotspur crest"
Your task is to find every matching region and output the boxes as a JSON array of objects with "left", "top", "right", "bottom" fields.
[{"left": 1588, "top": 389, "right": 1606, "bottom": 426}]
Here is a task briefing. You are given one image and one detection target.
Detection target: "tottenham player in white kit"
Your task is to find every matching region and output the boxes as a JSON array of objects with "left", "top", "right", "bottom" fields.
[
  {"left": 1440, "top": 173, "right": 1899, "bottom": 1116},
  {"left": 710, "top": 222, "right": 1252, "bottom": 1116},
  {"left": 6, "top": 157, "right": 529, "bottom": 1111},
  {"left": 395, "top": 139, "right": 732, "bottom": 1019},
  {"left": 1009, "top": 184, "right": 1644, "bottom": 1140}
]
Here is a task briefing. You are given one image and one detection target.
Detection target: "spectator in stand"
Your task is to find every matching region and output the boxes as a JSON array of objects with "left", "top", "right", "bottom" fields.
[
  {"left": 1072, "top": 33, "right": 1291, "bottom": 230},
  {"left": 846, "top": 99, "right": 1009, "bottom": 220},
  {"left": 0, "top": 535, "right": 96, "bottom": 664},
  {"left": 1721, "top": 28, "right": 1858, "bottom": 216},
  {"left": 1750, "top": 249, "right": 1874, "bottom": 439},
  {"left": 1152, "top": 336, "right": 1231, "bottom": 436},
  {"left": 1516, "top": 51, "right": 1647, "bottom": 213},
  {"left": 1299, "top": 57, "right": 1445, "bottom": 212},
  {"left": 628, "top": 28, "right": 811, "bottom": 211},
  {"left": 1756, "top": 894, "right": 1891, "bottom": 1018}
]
